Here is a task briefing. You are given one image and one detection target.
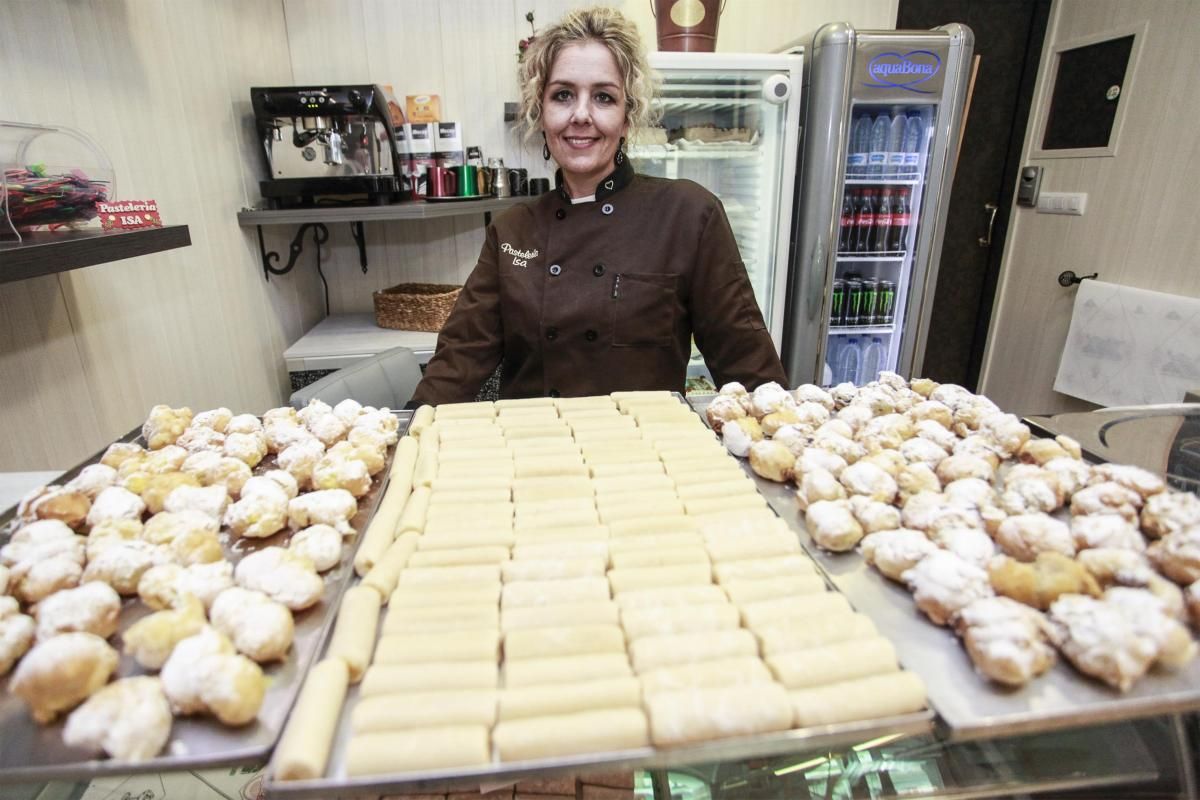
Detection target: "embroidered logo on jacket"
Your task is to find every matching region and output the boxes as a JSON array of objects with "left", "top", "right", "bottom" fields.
[{"left": 501, "top": 242, "right": 539, "bottom": 268}]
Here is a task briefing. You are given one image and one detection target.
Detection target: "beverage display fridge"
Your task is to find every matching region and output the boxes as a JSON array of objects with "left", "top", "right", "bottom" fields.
[
  {"left": 630, "top": 52, "right": 804, "bottom": 382},
  {"left": 782, "top": 22, "right": 974, "bottom": 387}
]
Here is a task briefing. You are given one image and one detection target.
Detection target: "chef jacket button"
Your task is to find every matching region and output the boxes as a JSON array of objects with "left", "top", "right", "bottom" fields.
[
  {"left": 549, "top": 264, "right": 562, "bottom": 277},
  {"left": 545, "top": 327, "right": 558, "bottom": 341},
  {"left": 592, "top": 264, "right": 605, "bottom": 277},
  {"left": 548, "top": 389, "right": 560, "bottom": 398},
  {"left": 585, "top": 329, "right": 598, "bottom": 342},
  {"left": 601, "top": 203, "right": 614, "bottom": 215},
  {"left": 555, "top": 209, "right": 566, "bottom": 220}
]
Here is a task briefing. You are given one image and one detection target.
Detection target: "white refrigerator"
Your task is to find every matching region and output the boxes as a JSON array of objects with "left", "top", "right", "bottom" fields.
[
  {"left": 782, "top": 22, "right": 975, "bottom": 387},
  {"left": 631, "top": 52, "right": 804, "bottom": 383}
]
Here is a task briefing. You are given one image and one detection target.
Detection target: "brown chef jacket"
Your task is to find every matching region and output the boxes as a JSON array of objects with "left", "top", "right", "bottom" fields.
[{"left": 411, "top": 158, "right": 787, "bottom": 404}]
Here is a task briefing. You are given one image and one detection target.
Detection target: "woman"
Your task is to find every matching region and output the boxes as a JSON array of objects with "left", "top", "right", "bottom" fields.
[{"left": 411, "top": 6, "right": 786, "bottom": 404}]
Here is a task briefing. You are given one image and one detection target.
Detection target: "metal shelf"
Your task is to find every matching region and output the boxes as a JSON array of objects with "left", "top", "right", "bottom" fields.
[
  {"left": 837, "top": 254, "right": 905, "bottom": 262},
  {"left": 845, "top": 177, "right": 922, "bottom": 185},
  {"left": 829, "top": 324, "right": 895, "bottom": 335},
  {"left": 236, "top": 196, "right": 527, "bottom": 226},
  {"left": 0, "top": 225, "right": 192, "bottom": 285}
]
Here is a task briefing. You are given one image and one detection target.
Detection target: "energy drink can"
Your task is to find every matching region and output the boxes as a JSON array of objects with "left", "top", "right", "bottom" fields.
[
  {"left": 878, "top": 280, "right": 896, "bottom": 324},
  {"left": 861, "top": 279, "right": 879, "bottom": 327},
  {"left": 845, "top": 279, "right": 864, "bottom": 326},
  {"left": 831, "top": 279, "right": 847, "bottom": 326}
]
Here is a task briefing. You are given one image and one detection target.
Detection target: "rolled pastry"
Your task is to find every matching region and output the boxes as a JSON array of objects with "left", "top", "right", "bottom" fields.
[
  {"left": 592, "top": 475, "right": 676, "bottom": 495},
  {"left": 501, "top": 578, "right": 611, "bottom": 609},
  {"left": 390, "top": 585, "right": 500, "bottom": 608},
  {"left": 496, "top": 397, "right": 557, "bottom": 409},
  {"left": 620, "top": 603, "right": 740, "bottom": 641},
  {"left": 373, "top": 629, "right": 501, "bottom": 664},
  {"left": 420, "top": 530, "right": 516, "bottom": 550},
  {"left": 573, "top": 428, "right": 641, "bottom": 443},
  {"left": 639, "top": 656, "right": 774, "bottom": 693},
  {"left": 514, "top": 458, "right": 588, "bottom": 479},
  {"left": 668, "top": 468, "right": 747, "bottom": 487},
  {"left": 437, "top": 449, "right": 511, "bottom": 464},
  {"left": 426, "top": 503, "right": 514, "bottom": 525},
  {"left": 493, "top": 708, "right": 649, "bottom": 761},
  {"left": 384, "top": 604, "right": 499, "bottom": 634},
  {"left": 354, "top": 476, "right": 412, "bottom": 576},
  {"left": 615, "top": 585, "right": 728, "bottom": 611},
  {"left": 345, "top": 726, "right": 491, "bottom": 776},
  {"left": 645, "top": 683, "right": 792, "bottom": 746},
  {"left": 629, "top": 628, "right": 758, "bottom": 673},
  {"left": 685, "top": 494, "right": 768, "bottom": 518},
  {"left": 703, "top": 532, "right": 800, "bottom": 564},
  {"left": 504, "top": 624, "right": 626, "bottom": 661},
  {"left": 497, "top": 678, "right": 641, "bottom": 722},
  {"left": 501, "top": 557, "right": 607, "bottom": 582},
  {"left": 389, "top": 435, "right": 420, "bottom": 481},
  {"left": 413, "top": 451, "right": 437, "bottom": 488},
  {"left": 609, "top": 546, "right": 710, "bottom": 571},
  {"left": 514, "top": 540, "right": 610, "bottom": 562},
  {"left": 427, "top": 489, "right": 512, "bottom": 506},
  {"left": 516, "top": 510, "right": 600, "bottom": 530},
  {"left": 740, "top": 593, "right": 853, "bottom": 629},
  {"left": 409, "top": 405, "right": 435, "bottom": 437},
  {"left": 513, "top": 528, "right": 609, "bottom": 547},
  {"left": 756, "top": 613, "right": 878, "bottom": 655},
  {"left": 503, "top": 653, "right": 631, "bottom": 688},
  {"left": 768, "top": 637, "right": 898, "bottom": 689},
  {"left": 789, "top": 672, "right": 926, "bottom": 727},
  {"left": 607, "top": 564, "right": 713, "bottom": 595},
  {"left": 721, "top": 574, "right": 826, "bottom": 606},
  {"left": 589, "top": 462, "right": 665, "bottom": 478},
  {"left": 607, "top": 533, "right": 705, "bottom": 553},
  {"left": 676, "top": 479, "right": 759, "bottom": 501},
  {"left": 512, "top": 477, "right": 593, "bottom": 500},
  {"left": 714, "top": 555, "right": 818, "bottom": 584},
  {"left": 559, "top": 395, "right": 618, "bottom": 408},
  {"left": 407, "top": 546, "right": 511, "bottom": 567},
  {"left": 273, "top": 658, "right": 349, "bottom": 781},
  {"left": 351, "top": 689, "right": 497, "bottom": 733},
  {"left": 326, "top": 586, "right": 382, "bottom": 682},
  {"left": 599, "top": 500, "right": 685, "bottom": 524},
  {"left": 607, "top": 516, "right": 698, "bottom": 539},
  {"left": 361, "top": 531, "right": 420, "bottom": 600},
  {"left": 501, "top": 602, "right": 619, "bottom": 632},
  {"left": 398, "top": 564, "right": 502, "bottom": 586},
  {"left": 397, "top": 486, "right": 431, "bottom": 535},
  {"left": 434, "top": 401, "right": 496, "bottom": 419},
  {"left": 360, "top": 660, "right": 498, "bottom": 696}
]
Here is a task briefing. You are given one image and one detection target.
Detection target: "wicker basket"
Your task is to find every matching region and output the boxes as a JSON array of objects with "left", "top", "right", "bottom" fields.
[{"left": 373, "top": 283, "right": 461, "bottom": 331}]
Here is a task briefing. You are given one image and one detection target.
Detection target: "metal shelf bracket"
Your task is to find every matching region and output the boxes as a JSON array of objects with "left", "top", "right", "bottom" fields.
[{"left": 257, "top": 222, "right": 329, "bottom": 281}]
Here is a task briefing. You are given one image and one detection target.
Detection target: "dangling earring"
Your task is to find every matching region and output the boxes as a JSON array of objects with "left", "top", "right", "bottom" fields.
[
  {"left": 542, "top": 132, "right": 551, "bottom": 161},
  {"left": 615, "top": 136, "right": 626, "bottom": 166}
]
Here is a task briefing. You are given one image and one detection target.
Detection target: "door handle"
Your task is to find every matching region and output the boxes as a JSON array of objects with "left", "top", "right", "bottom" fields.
[{"left": 978, "top": 202, "right": 999, "bottom": 247}]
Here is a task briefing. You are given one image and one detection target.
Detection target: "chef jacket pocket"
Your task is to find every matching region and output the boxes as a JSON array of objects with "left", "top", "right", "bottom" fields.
[{"left": 612, "top": 272, "right": 677, "bottom": 347}]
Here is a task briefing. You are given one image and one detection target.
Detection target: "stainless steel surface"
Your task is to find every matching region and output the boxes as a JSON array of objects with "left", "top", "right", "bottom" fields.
[
  {"left": 264, "top": 396, "right": 935, "bottom": 798},
  {"left": 686, "top": 397, "right": 1200, "bottom": 741},
  {"left": 238, "top": 196, "right": 526, "bottom": 225},
  {"left": 0, "top": 414, "right": 410, "bottom": 783}
]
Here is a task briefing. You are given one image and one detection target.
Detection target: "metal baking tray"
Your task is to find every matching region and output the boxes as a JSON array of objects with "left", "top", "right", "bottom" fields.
[
  {"left": 0, "top": 411, "right": 411, "bottom": 784},
  {"left": 264, "top": 396, "right": 933, "bottom": 798},
  {"left": 685, "top": 396, "right": 1200, "bottom": 741}
]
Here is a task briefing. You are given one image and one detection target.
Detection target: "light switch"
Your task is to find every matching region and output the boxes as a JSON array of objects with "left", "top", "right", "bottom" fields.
[{"left": 1036, "top": 191, "right": 1087, "bottom": 215}]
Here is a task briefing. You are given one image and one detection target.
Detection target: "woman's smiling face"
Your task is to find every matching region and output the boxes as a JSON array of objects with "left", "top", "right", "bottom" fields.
[{"left": 542, "top": 40, "right": 629, "bottom": 198}]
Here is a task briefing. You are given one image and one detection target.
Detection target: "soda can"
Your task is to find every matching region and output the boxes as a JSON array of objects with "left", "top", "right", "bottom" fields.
[
  {"left": 845, "top": 279, "right": 864, "bottom": 326},
  {"left": 861, "top": 279, "right": 879, "bottom": 327},
  {"left": 878, "top": 280, "right": 896, "bottom": 324},
  {"left": 830, "top": 279, "right": 846, "bottom": 327}
]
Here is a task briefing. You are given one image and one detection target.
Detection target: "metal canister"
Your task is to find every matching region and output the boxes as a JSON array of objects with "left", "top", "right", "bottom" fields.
[
  {"left": 878, "top": 280, "right": 896, "bottom": 324},
  {"left": 831, "top": 279, "right": 847, "bottom": 327},
  {"left": 492, "top": 160, "right": 511, "bottom": 197},
  {"left": 845, "top": 279, "right": 864, "bottom": 326},
  {"left": 861, "top": 278, "right": 879, "bottom": 327}
]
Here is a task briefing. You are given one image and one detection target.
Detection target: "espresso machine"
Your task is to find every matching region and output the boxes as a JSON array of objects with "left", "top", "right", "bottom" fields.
[{"left": 251, "top": 84, "right": 403, "bottom": 207}]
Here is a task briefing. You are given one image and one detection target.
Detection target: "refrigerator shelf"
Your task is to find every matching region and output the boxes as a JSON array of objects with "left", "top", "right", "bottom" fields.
[
  {"left": 629, "top": 148, "right": 761, "bottom": 161},
  {"left": 829, "top": 324, "right": 895, "bottom": 335},
  {"left": 836, "top": 254, "right": 905, "bottom": 262},
  {"left": 844, "top": 177, "right": 923, "bottom": 186}
]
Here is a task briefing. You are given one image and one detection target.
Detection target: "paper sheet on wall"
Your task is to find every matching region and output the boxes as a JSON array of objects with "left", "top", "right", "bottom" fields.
[{"left": 1054, "top": 280, "right": 1200, "bottom": 407}]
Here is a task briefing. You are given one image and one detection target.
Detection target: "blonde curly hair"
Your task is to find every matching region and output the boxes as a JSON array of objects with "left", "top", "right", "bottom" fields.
[{"left": 517, "top": 6, "right": 660, "bottom": 143}]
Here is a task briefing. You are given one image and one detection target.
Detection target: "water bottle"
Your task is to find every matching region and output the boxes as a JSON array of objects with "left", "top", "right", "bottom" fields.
[
  {"left": 862, "top": 337, "right": 885, "bottom": 384},
  {"left": 902, "top": 111, "right": 925, "bottom": 177},
  {"left": 868, "top": 114, "right": 889, "bottom": 177},
  {"left": 886, "top": 110, "right": 907, "bottom": 177},
  {"left": 836, "top": 337, "right": 862, "bottom": 385},
  {"left": 825, "top": 338, "right": 843, "bottom": 385},
  {"left": 848, "top": 114, "right": 872, "bottom": 177}
]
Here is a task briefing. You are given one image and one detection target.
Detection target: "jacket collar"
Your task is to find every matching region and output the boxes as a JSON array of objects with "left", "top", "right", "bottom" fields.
[{"left": 554, "top": 156, "right": 635, "bottom": 203}]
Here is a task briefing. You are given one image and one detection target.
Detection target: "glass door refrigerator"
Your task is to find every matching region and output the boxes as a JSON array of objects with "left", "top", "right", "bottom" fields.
[
  {"left": 631, "top": 52, "right": 804, "bottom": 387},
  {"left": 782, "top": 22, "right": 974, "bottom": 387}
]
